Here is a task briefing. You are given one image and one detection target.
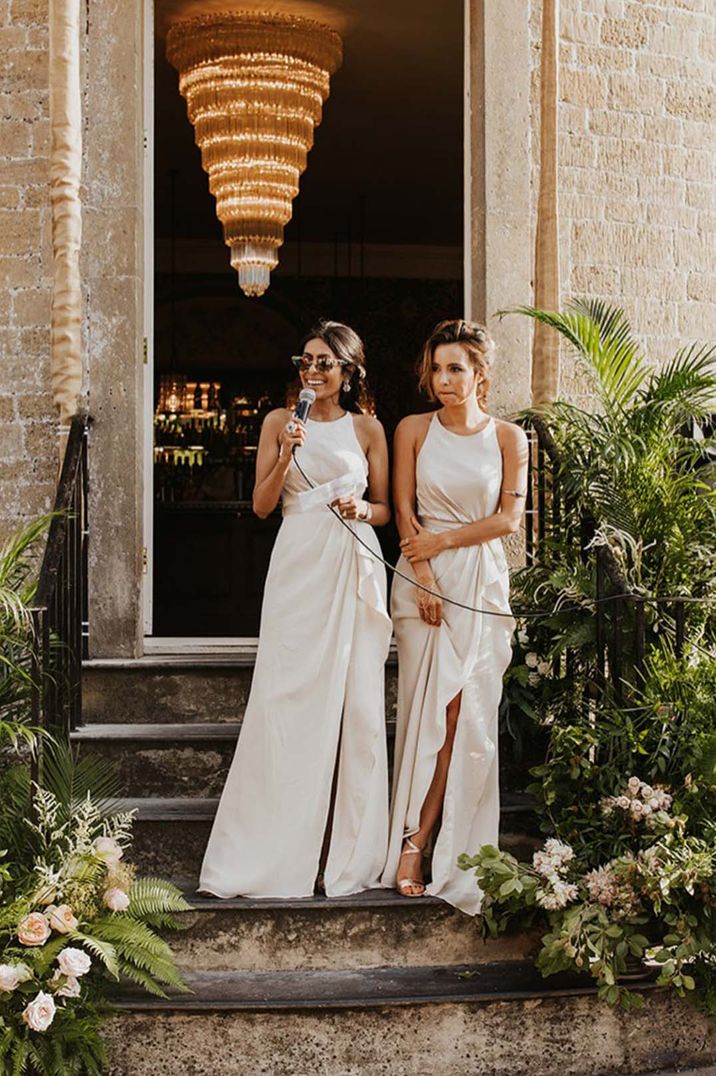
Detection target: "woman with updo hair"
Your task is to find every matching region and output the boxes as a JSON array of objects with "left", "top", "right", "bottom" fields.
[
  {"left": 381, "top": 319, "right": 528, "bottom": 913},
  {"left": 200, "top": 320, "right": 392, "bottom": 899}
]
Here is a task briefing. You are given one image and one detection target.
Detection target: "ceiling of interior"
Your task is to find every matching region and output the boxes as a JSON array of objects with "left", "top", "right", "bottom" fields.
[{"left": 154, "top": 0, "right": 463, "bottom": 250}]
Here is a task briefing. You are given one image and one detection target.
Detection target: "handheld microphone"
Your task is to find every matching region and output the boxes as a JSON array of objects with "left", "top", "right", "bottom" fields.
[
  {"left": 288, "top": 387, "right": 316, "bottom": 454},
  {"left": 293, "top": 387, "right": 316, "bottom": 425}
]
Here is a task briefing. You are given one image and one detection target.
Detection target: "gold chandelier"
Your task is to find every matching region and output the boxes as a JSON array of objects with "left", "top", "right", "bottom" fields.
[{"left": 166, "top": 12, "right": 342, "bottom": 297}]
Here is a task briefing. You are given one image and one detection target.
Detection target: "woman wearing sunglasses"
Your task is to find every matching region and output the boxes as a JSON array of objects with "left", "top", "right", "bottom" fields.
[
  {"left": 200, "top": 320, "right": 392, "bottom": 899},
  {"left": 381, "top": 319, "right": 528, "bottom": 913}
]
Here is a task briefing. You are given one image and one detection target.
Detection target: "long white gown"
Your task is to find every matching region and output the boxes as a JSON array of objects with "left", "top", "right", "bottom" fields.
[
  {"left": 381, "top": 414, "right": 514, "bottom": 915},
  {"left": 200, "top": 414, "right": 392, "bottom": 899}
]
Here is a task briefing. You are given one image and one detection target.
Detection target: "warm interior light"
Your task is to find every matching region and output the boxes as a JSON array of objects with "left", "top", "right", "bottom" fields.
[{"left": 166, "top": 12, "right": 342, "bottom": 297}]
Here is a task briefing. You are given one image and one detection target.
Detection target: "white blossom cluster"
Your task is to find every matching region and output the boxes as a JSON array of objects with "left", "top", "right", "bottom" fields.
[
  {"left": 524, "top": 650, "right": 553, "bottom": 687},
  {"left": 601, "top": 776, "right": 673, "bottom": 829},
  {"left": 532, "top": 839, "right": 579, "bottom": 911},
  {"left": 584, "top": 864, "right": 620, "bottom": 907}
]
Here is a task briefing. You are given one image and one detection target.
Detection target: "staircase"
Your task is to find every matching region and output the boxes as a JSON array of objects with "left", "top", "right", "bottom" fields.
[{"left": 75, "top": 655, "right": 716, "bottom": 1076}]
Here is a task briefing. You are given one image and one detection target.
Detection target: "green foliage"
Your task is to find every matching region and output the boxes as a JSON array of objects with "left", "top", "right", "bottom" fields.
[
  {"left": 473, "top": 302, "right": 716, "bottom": 1013},
  {"left": 0, "top": 516, "right": 55, "bottom": 750}
]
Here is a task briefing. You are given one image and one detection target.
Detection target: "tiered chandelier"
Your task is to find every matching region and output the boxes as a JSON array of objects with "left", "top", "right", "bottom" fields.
[{"left": 166, "top": 12, "right": 342, "bottom": 297}]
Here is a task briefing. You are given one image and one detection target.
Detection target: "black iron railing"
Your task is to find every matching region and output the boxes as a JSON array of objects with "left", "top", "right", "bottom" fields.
[
  {"left": 524, "top": 417, "right": 694, "bottom": 705},
  {"left": 30, "top": 414, "right": 90, "bottom": 743}
]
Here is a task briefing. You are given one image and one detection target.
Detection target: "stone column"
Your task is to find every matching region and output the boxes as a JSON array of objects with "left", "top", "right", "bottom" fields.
[
  {"left": 83, "top": 0, "right": 145, "bottom": 656},
  {"left": 468, "top": 0, "right": 533, "bottom": 417}
]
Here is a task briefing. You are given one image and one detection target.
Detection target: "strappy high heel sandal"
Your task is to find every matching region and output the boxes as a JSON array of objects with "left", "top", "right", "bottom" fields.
[{"left": 396, "top": 837, "right": 426, "bottom": 897}]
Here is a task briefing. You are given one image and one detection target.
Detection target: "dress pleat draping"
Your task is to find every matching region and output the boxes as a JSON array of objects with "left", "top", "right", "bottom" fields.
[
  {"left": 382, "top": 415, "right": 514, "bottom": 915},
  {"left": 200, "top": 414, "right": 392, "bottom": 899}
]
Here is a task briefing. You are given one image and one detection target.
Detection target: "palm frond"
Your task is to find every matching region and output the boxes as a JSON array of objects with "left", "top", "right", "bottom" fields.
[
  {"left": 640, "top": 342, "right": 716, "bottom": 421},
  {"left": 0, "top": 514, "right": 54, "bottom": 593},
  {"left": 502, "top": 300, "right": 649, "bottom": 412},
  {"left": 39, "top": 741, "right": 122, "bottom": 814}
]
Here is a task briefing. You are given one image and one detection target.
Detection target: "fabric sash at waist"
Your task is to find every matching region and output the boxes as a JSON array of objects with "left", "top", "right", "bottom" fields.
[{"left": 281, "top": 503, "right": 332, "bottom": 517}]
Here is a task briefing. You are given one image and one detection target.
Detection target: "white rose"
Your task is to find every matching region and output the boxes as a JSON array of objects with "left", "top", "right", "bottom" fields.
[
  {"left": 525, "top": 652, "right": 540, "bottom": 668},
  {"left": 616, "top": 796, "right": 630, "bottom": 810},
  {"left": 640, "top": 785, "right": 654, "bottom": 799},
  {"left": 50, "top": 969, "right": 81, "bottom": 998},
  {"left": 58, "top": 975, "right": 81, "bottom": 999},
  {"left": 517, "top": 629, "right": 529, "bottom": 647},
  {"left": 22, "top": 991, "right": 56, "bottom": 1033},
  {"left": 47, "top": 904, "right": 78, "bottom": 935},
  {"left": 627, "top": 776, "right": 641, "bottom": 793},
  {"left": 57, "top": 947, "right": 91, "bottom": 978},
  {"left": 0, "top": 963, "right": 32, "bottom": 993},
  {"left": 103, "top": 887, "right": 130, "bottom": 913},
  {"left": 641, "top": 803, "right": 652, "bottom": 816},
  {"left": 630, "top": 800, "right": 644, "bottom": 817},
  {"left": 93, "top": 836, "right": 123, "bottom": 865}
]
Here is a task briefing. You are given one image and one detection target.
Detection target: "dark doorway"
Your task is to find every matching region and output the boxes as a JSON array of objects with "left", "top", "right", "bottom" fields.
[{"left": 152, "top": 0, "right": 464, "bottom": 637}]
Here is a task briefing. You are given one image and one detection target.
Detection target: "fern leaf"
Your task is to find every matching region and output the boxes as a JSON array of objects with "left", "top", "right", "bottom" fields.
[{"left": 70, "top": 930, "right": 120, "bottom": 980}]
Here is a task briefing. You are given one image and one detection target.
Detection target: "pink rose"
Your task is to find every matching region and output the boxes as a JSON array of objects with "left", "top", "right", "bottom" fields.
[
  {"left": 57, "top": 947, "right": 91, "bottom": 978},
  {"left": 103, "top": 887, "right": 130, "bottom": 913},
  {"left": 47, "top": 904, "right": 78, "bottom": 935},
  {"left": 22, "top": 992, "right": 56, "bottom": 1032},
  {"left": 17, "top": 912, "right": 51, "bottom": 947}
]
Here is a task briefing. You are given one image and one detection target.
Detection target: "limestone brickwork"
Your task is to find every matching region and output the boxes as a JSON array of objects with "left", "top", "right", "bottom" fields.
[
  {"left": 0, "top": 0, "right": 57, "bottom": 543},
  {"left": 529, "top": 0, "right": 716, "bottom": 400},
  {"left": 0, "top": 0, "right": 714, "bottom": 648}
]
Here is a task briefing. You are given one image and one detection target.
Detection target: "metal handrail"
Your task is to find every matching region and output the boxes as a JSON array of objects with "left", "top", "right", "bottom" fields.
[{"left": 30, "top": 413, "right": 91, "bottom": 741}]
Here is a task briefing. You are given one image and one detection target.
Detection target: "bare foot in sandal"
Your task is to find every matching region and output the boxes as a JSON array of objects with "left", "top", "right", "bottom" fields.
[{"left": 396, "top": 837, "right": 425, "bottom": 897}]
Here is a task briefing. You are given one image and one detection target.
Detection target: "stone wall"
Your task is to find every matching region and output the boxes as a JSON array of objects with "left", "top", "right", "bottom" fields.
[
  {"left": 0, "top": 0, "right": 57, "bottom": 544},
  {"left": 529, "top": 0, "right": 716, "bottom": 401}
]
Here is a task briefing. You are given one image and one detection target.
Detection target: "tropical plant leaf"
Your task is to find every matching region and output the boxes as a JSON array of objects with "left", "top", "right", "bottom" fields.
[{"left": 126, "top": 877, "right": 192, "bottom": 927}]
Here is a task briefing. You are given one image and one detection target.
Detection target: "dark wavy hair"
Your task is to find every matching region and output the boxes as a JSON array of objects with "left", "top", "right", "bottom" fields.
[
  {"left": 298, "top": 320, "right": 367, "bottom": 414},
  {"left": 417, "top": 318, "right": 495, "bottom": 409}
]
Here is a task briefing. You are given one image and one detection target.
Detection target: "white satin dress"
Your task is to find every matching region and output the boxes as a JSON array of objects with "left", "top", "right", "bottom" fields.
[
  {"left": 200, "top": 414, "right": 392, "bottom": 899},
  {"left": 381, "top": 414, "right": 514, "bottom": 915}
]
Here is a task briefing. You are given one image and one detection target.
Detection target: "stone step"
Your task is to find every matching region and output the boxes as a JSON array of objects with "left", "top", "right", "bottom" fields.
[
  {"left": 103, "top": 966, "right": 715, "bottom": 1076},
  {"left": 125, "top": 795, "right": 539, "bottom": 879},
  {"left": 82, "top": 656, "right": 398, "bottom": 726},
  {"left": 113, "top": 961, "right": 640, "bottom": 1011},
  {"left": 122, "top": 793, "right": 536, "bottom": 822},
  {"left": 168, "top": 883, "right": 541, "bottom": 972},
  {"left": 72, "top": 722, "right": 246, "bottom": 798},
  {"left": 72, "top": 718, "right": 532, "bottom": 798},
  {"left": 72, "top": 720, "right": 398, "bottom": 798}
]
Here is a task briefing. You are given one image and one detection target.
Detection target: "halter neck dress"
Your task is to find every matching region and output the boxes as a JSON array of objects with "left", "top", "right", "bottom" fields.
[
  {"left": 200, "top": 413, "right": 392, "bottom": 899},
  {"left": 381, "top": 413, "right": 514, "bottom": 915}
]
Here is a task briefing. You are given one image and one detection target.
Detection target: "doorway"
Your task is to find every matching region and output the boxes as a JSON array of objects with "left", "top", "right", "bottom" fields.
[{"left": 147, "top": 0, "right": 465, "bottom": 639}]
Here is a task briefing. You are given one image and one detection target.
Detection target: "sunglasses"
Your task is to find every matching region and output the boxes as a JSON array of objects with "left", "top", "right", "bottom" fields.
[{"left": 291, "top": 354, "right": 349, "bottom": 374}]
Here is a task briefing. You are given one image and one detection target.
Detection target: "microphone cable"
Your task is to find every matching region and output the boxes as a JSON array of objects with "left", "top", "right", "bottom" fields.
[{"left": 291, "top": 453, "right": 715, "bottom": 622}]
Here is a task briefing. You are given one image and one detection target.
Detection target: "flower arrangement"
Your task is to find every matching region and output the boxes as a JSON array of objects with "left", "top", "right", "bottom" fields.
[
  {"left": 0, "top": 518, "right": 193, "bottom": 1072},
  {"left": 460, "top": 779, "right": 716, "bottom": 1011},
  {"left": 0, "top": 767, "right": 191, "bottom": 1074}
]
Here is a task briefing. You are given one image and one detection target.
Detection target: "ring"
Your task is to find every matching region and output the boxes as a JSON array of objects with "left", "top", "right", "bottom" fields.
[{"left": 286, "top": 421, "right": 297, "bottom": 434}]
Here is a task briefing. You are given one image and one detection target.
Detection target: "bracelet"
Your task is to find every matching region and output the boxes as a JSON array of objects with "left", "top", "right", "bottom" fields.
[{"left": 360, "top": 501, "right": 373, "bottom": 523}]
